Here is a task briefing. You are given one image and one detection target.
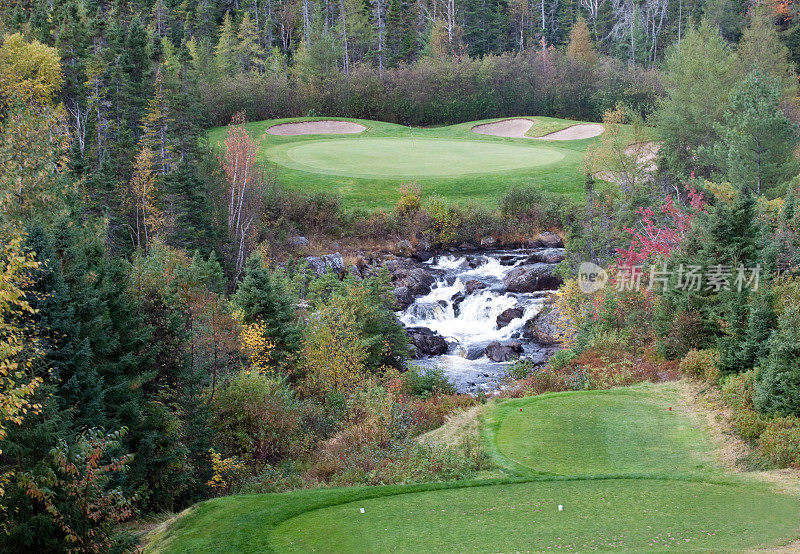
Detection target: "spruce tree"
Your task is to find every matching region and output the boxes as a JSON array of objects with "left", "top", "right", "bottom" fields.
[{"left": 234, "top": 254, "right": 302, "bottom": 369}]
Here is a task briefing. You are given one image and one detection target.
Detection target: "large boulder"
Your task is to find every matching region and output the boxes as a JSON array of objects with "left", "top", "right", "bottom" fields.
[
  {"left": 396, "top": 239, "right": 414, "bottom": 257},
  {"left": 523, "top": 306, "right": 560, "bottom": 345},
  {"left": 451, "top": 291, "right": 466, "bottom": 317},
  {"left": 393, "top": 267, "right": 436, "bottom": 296},
  {"left": 305, "top": 252, "right": 345, "bottom": 277},
  {"left": 496, "top": 307, "right": 524, "bottom": 329},
  {"left": 465, "top": 279, "right": 487, "bottom": 294},
  {"left": 538, "top": 232, "right": 564, "bottom": 248},
  {"left": 526, "top": 248, "right": 566, "bottom": 264},
  {"left": 288, "top": 236, "right": 309, "bottom": 248},
  {"left": 503, "top": 263, "right": 562, "bottom": 293},
  {"left": 406, "top": 327, "right": 449, "bottom": 357},
  {"left": 393, "top": 286, "right": 415, "bottom": 310},
  {"left": 484, "top": 341, "right": 521, "bottom": 362}
]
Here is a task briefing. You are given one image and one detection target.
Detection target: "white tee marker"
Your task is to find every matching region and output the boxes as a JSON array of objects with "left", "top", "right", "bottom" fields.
[
  {"left": 558, "top": 505, "right": 564, "bottom": 511},
  {"left": 360, "top": 508, "right": 365, "bottom": 514}
]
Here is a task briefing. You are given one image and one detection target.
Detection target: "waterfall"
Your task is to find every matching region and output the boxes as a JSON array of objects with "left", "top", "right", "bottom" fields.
[{"left": 397, "top": 250, "right": 557, "bottom": 393}]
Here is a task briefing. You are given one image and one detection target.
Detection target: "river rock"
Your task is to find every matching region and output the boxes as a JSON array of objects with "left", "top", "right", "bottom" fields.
[
  {"left": 480, "top": 236, "right": 496, "bottom": 246},
  {"left": 538, "top": 232, "right": 564, "bottom": 248},
  {"left": 465, "top": 280, "right": 487, "bottom": 294},
  {"left": 451, "top": 291, "right": 466, "bottom": 317},
  {"left": 393, "top": 286, "right": 415, "bottom": 310},
  {"left": 523, "top": 307, "right": 560, "bottom": 344},
  {"left": 527, "top": 248, "right": 566, "bottom": 264},
  {"left": 406, "top": 327, "right": 449, "bottom": 357},
  {"left": 503, "top": 263, "right": 562, "bottom": 293},
  {"left": 413, "top": 251, "right": 434, "bottom": 263},
  {"left": 496, "top": 307, "right": 524, "bottom": 329},
  {"left": 393, "top": 267, "right": 436, "bottom": 296},
  {"left": 485, "top": 341, "right": 521, "bottom": 362},
  {"left": 305, "top": 253, "right": 345, "bottom": 277}
]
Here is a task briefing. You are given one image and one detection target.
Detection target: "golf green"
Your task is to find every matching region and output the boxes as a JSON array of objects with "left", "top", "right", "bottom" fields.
[{"left": 271, "top": 137, "right": 564, "bottom": 178}]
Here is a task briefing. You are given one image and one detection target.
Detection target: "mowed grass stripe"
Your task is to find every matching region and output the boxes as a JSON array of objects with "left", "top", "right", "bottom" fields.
[
  {"left": 269, "top": 478, "right": 798, "bottom": 553},
  {"left": 489, "top": 383, "right": 717, "bottom": 477}
]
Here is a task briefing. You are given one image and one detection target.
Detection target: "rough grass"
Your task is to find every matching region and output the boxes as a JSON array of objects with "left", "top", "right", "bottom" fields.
[
  {"left": 145, "top": 383, "right": 800, "bottom": 553},
  {"left": 206, "top": 117, "right": 595, "bottom": 211}
]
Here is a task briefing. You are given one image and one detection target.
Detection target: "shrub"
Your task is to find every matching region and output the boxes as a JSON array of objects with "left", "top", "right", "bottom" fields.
[
  {"left": 547, "top": 348, "right": 578, "bottom": 371},
  {"left": 400, "top": 366, "right": 456, "bottom": 398},
  {"left": 503, "top": 359, "right": 537, "bottom": 381},
  {"left": 425, "top": 196, "right": 461, "bottom": 246},
  {"left": 499, "top": 187, "right": 575, "bottom": 232},
  {"left": 210, "top": 371, "right": 312, "bottom": 466},
  {"left": 410, "top": 394, "right": 477, "bottom": 433},
  {"left": 395, "top": 183, "right": 422, "bottom": 217},
  {"left": 759, "top": 416, "right": 800, "bottom": 468},
  {"left": 721, "top": 371, "right": 766, "bottom": 441},
  {"left": 679, "top": 349, "right": 721, "bottom": 383}
]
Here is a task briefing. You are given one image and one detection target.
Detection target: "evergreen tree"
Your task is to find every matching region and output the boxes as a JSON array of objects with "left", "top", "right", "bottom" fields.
[
  {"left": 215, "top": 11, "right": 238, "bottom": 76},
  {"left": 234, "top": 254, "right": 302, "bottom": 369},
  {"left": 711, "top": 71, "right": 797, "bottom": 196},
  {"left": 754, "top": 305, "right": 800, "bottom": 416}
]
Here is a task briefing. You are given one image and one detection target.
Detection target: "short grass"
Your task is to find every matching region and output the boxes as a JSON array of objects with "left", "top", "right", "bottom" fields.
[
  {"left": 145, "top": 383, "right": 800, "bottom": 553},
  {"left": 206, "top": 117, "right": 596, "bottom": 211},
  {"left": 487, "top": 383, "right": 717, "bottom": 476}
]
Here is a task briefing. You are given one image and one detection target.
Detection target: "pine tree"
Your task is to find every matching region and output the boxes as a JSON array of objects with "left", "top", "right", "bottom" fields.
[
  {"left": 711, "top": 71, "right": 798, "bottom": 195},
  {"left": 755, "top": 305, "right": 800, "bottom": 416},
  {"left": 237, "top": 12, "right": 265, "bottom": 73},
  {"left": 215, "top": 11, "right": 238, "bottom": 76},
  {"left": 234, "top": 254, "right": 301, "bottom": 370}
]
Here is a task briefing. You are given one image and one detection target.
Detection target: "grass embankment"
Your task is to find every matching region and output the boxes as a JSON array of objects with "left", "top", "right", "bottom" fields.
[
  {"left": 146, "top": 383, "right": 800, "bottom": 552},
  {"left": 206, "top": 117, "right": 598, "bottom": 211}
]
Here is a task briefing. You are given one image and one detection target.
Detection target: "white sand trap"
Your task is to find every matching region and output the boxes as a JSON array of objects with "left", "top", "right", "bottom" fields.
[
  {"left": 267, "top": 120, "right": 366, "bottom": 136},
  {"left": 471, "top": 118, "right": 534, "bottom": 138},
  {"left": 536, "top": 123, "right": 605, "bottom": 140},
  {"left": 471, "top": 118, "right": 604, "bottom": 140}
]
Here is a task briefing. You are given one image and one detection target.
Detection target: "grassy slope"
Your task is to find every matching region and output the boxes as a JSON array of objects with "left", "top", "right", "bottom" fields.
[
  {"left": 206, "top": 117, "right": 594, "bottom": 211},
  {"left": 145, "top": 383, "right": 800, "bottom": 553}
]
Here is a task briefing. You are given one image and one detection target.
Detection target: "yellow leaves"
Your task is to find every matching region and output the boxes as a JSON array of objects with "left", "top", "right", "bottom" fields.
[
  {"left": 0, "top": 33, "right": 63, "bottom": 107},
  {"left": 0, "top": 232, "right": 42, "bottom": 466},
  {"left": 239, "top": 321, "right": 275, "bottom": 374},
  {"left": 206, "top": 448, "right": 245, "bottom": 494},
  {"left": 127, "top": 146, "right": 165, "bottom": 251},
  {"left": 551, "top": 278, "right": 593, "bottom": 348}
]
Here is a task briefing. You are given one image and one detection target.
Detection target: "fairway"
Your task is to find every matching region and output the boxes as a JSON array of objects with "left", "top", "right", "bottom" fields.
[
  {"left": 145, "top": 383, "right": 800, "bottom": 553},
  {"left": 275, "top": 137, "right": 564, "bottom": 178}
]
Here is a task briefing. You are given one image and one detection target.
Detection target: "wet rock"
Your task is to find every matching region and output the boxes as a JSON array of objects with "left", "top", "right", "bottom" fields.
[
  {"left": 406, "top": 327, "right": 449, "bottom": 357},
  {"left": 393, "top": 267, "right": 436, "bottom": 296},
  {"left": 459, "top": 243, "right": 477, "bottom": 250},
  {"left": 465, "top": 280, "right": 487, "bottom": 294},
  {"left": 451, "top": 292, "right": 466, "bottom": 317},
  {"left": 480, "top": 236, "right": 497, "bottom": 247},
  {"left": 305, "top": 252, "right": 345, "bottom": 277},
  {"left": 526, "top": 248, "right": 566, "bottom": 264},
  {"left": 288, "top": 236, "right": 309, "bottom": 247},
  {"left": 538, "top": 232, "right": 564, "bottom": 248},
  {"left": 507, "top": 340, "right": 524, "bottom": 353},
  {"left": 397, "top": 239, "right": 414, "bottom": 257},
  {"left": 393, "top": 286, "right": 414, "bottom": 310},
  {"left": 413, "top": 251, "right": 434, "bottom": 263},
  {"left": 503, "top": 263, "right": 562, "bottom": 293},
  {"left": 525, "top": 238, "right": 544, "bottom": 248},
  {"left": 485, "top": 341, "right": 521, "bottom": 362},
  {"left": 496, "top": 307, "right": 524, "bottom": 329},
  {"left": 499, "top": 255, "right": 517, "bottom": 266},
  {"left": 523, "top": 307, "right": 560, "bottom": 345}
]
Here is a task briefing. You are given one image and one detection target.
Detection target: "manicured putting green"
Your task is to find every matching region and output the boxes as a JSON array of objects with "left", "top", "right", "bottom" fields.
[
  {"left": 273, "top": 137, "right": 564, "bottom": 178},
  {"left": 491, "top": 385, "right": 716, "bottom": 476},
  {"left": 270, "top": 478, "right": 798, "bottom": 552}
]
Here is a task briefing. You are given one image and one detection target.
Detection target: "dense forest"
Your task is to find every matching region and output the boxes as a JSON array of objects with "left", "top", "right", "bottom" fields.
[{"left": 2, "top": 0, "right": 800, "bottom": 550}]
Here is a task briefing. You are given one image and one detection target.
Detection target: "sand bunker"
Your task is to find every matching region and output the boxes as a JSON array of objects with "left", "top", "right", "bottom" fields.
[
  {"left": 471, "top": 118, "right": 535, "bottom": 138},
  {"left": 537, "top": 123, "right": 604, "bottom": 140},
  {"left": 267, "top": 120, "right": 366, "bottom": 136},
  {"left": 470, "top": 118, "right": 604, "bottom": 141}
]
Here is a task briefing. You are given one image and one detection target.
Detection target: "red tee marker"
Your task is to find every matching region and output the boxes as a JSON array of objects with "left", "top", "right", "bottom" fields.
[
  {"left": 668, "top": 407, "right": 672, "bottom": 411},
  {"left": 520, "top": 408, "right": 523, "bottom": 412}
]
